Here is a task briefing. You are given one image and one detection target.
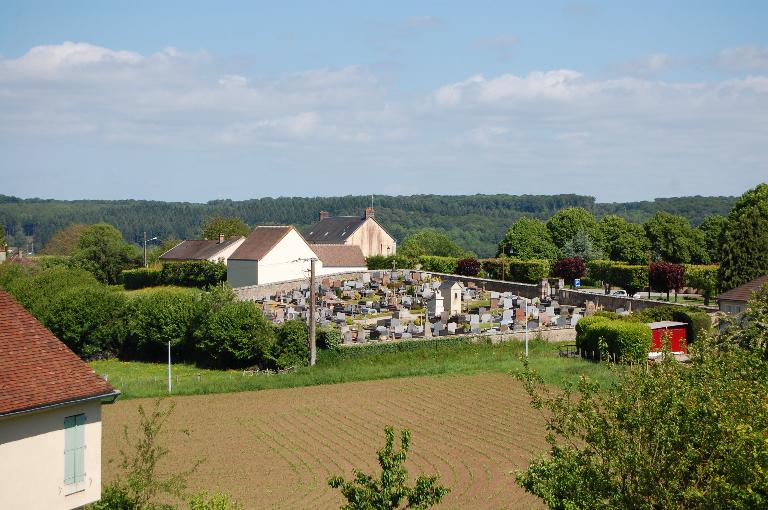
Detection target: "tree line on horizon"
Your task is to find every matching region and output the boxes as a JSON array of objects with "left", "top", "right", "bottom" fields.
[{"left": 0, "top": 193, "right": 737, "bottom": 258}]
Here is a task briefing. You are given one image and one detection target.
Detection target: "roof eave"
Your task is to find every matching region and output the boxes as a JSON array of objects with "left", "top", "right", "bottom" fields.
[{"left": 0, "top": 390, "right": 121, "bottom": 420}]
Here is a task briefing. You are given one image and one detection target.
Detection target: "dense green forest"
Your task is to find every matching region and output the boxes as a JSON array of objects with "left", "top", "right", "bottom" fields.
[{"left": 0, "top": 194, "right": 736, "bottom": 257}]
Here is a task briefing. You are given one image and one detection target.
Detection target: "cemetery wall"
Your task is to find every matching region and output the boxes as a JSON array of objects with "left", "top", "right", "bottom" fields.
[
  {"left": 234, "top": 270, "right": 367, "bottom": 301},
  {"left": 554, "top": 289, "right": 719, "bottom": 313},
  {"left": 422, "top": 272, "right": 544, "bottom": 299}
]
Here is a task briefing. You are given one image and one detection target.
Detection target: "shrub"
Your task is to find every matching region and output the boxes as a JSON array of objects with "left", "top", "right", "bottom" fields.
[
  {"left": 552, "top": 257, "right": 586, "bottom": 285},
  {"left": 122, "top": 268, "right": 162, "bottom": 290},
  {"left": 587, "top": 259, "right": 614, "bottom": 284},
  {"left": 418, "top": 255, "right": 459, "bottom": 274},
  {"left": 125, "top": 289, "right": 200, "bottom": 360},
  {"left": 455, "top": 257, "right": 481, "bottom": 277},
  {"left": 685, "top": 264, "right": 719, "bottom": 304},
  {"left": 159, "top": 261, "right": 226, "bottom": 288},
  {"left": 5, "top": 266, "right": 99, "bottom": 319},
  {"left": 576, "top": 316, "right": 651, "bottom": 362},
  {"left": 508, "top": 258, "right": 550, "bottom": 283},
  {"left": 273, "top": 319, "right": 309, "bottom": 370},
  {"left": 194, "top": 301, "right": 275, "bottom": 368},
  {"left": 366, "top": 255, "right": 416, "bottom": 270},
  {"left": 188, "top": 492, "right": 244, "bottom": 510},
  {"left": 317, "top": 325, "right": 342, "bottom": 350},
  {"left": 481, "top": 258, "right": 507, "bottom": 280},
  {"left": 607, "top": 264, "right": 648, "bottom": 295},
  {"left": 45, "top": 285, "right": 127, "bottom": 358},
  {"left": 329, "top": 427, "right": 450, "bottom": 509}
]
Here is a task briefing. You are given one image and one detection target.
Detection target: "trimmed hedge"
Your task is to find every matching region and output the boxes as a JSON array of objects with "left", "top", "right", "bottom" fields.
[
  {"left": 122, "top": 268, "right": 162, "bottom": 290},
  {"left": 366, "top": 255, "right": 416, "bottom": 270},
  {"left": 509, "top": 259, "right": 550, "bottom": 283},
  {"left": 121, "top": 261, "right": 226, "bottom": 290},
  {"left": 479, "top": 258, "right": 550, "bottom": 283},
  {"left": 576, "top": 315, "right": 652, "bottom": 363},
  {"left": 587, "top": 259, "right": 648, "bottom": 294},
  {"left": 418, "top": 255, "right": 459, "bottom": 274}
]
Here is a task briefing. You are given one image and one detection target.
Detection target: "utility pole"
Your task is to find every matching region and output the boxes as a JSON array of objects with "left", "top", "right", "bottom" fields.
[
  {"left": 167, "top": 341, "right": 172, "bottom": 394},
  {"left": 143, "top": 231, "right": 148, "bottom": 268},
  {"left": 309, "top": 258, "right": 317, "bottom": 366}
]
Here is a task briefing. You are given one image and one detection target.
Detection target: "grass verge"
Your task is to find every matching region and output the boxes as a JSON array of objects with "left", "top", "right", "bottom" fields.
[{"left": 91, "top": 338, "right": 616, "bottom": 400}]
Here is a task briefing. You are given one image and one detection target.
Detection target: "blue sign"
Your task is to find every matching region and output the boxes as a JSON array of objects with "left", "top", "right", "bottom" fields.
[{"left": 574, "top": 278, "right": 581, "bottom": 288}]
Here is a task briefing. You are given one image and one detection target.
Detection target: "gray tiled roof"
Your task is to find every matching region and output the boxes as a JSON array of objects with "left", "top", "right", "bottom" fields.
[{"left": 304, "top": 217, "right": 366, "bottom": 244}]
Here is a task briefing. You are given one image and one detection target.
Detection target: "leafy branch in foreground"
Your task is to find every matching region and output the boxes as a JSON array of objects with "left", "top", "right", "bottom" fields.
[
  {"left": 514, "top": 311, "right": 768, "bottom": 510},
  {"left": 89, "top": 398, "right": 242, "bottom": 510},
  {"left": 329, "top": 427, "right": 449, "bottom": 510}
]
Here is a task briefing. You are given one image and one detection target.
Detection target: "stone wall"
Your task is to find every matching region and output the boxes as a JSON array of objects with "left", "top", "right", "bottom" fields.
[
  {"left": 425, "top": 271, "right": 544, "bottom": 299},
  {"left": 233, "top": 270, "right": 367, "bottom": 301},
  {"left": 555, "top": 288, "right": 718, "bottom": 313}
]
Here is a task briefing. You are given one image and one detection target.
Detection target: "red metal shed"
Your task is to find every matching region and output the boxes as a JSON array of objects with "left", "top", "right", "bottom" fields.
[{"left": 647, "top": 321, "right": 687, "bottom": 353}]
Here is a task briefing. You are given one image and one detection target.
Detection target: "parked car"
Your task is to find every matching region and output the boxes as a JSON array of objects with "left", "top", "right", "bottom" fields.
[{"left": 611, "top": 290, "right": 628, "bottom": 297}]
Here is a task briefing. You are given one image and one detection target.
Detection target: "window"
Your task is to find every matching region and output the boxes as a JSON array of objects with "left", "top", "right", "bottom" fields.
[{"left": 64, "top": 414, "right": 86, "bottom": 488}]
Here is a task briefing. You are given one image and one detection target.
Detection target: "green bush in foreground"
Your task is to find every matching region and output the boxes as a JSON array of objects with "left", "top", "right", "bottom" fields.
[
  {"left": 89, "top": 399, "right": 241, "bottom": 510},
  {"left": 575, "top": 316, "right": 651, "bottom": 362},
  {"left": 123, "top": 268, "right": 162, "bottom": 290},
  {"left": 329, "top": 427, "right": 450, "bottom": 510},
  {"left": 515, "top": 330, "right": 768, "bottom": 509},
  {"left": 194, "top": 301, "right": 276, "bottom": 368},
  {"left": 273, "top": 319, "right": 309, "bottom": 370}
]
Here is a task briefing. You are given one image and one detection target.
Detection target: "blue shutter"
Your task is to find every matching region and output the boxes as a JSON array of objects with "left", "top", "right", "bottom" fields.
[{"left": 64, "top": 414, "right": 86, "bottom": 485}]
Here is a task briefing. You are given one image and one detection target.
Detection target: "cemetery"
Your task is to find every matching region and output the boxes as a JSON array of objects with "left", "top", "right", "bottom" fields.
[{"left": 248, "top": 270, "right": 606, "bottom": 346}]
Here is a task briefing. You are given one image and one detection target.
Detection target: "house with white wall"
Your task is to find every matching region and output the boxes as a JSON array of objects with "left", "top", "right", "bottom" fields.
[
  {"left": 227, "top": 226, "right": 321, "bottom": 287},
  {"left": 160, "top": 234, "right": 245, "bottom": 266},
  {"left": 0, "top": 291, "right": 119, "bottom": 510}
]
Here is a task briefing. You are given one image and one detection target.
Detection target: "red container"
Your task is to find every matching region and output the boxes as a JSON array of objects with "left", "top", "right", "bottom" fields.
[{"left": 648, "top": 321, "right": 687, "bottom": 353}]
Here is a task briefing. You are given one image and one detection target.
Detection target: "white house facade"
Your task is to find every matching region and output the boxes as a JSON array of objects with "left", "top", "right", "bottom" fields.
[
  {"left": 228, "top": 226, "right": 321, "bottom": 287},
  {"left": 0, "top": 291, "right": 119, "bottom": 510}
]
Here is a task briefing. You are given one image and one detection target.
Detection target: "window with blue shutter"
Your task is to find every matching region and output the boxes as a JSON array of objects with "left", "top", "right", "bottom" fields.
[{"left": 64, "top": 414, "right": 86, "bottom": 486}]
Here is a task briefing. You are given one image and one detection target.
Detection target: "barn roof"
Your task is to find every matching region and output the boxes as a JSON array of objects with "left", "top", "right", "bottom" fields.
[
  {"left": 304, "top": 216, "right": 367, "bottom": 244},
  {"left": 0, "top": 291, "right": 118, "bottom": 418},
  {"left": 160, "top": 236, "right": 244, "bottom": 261},
  {"left": 717, "top": 275, "right": 768, "bottom": 303},
  {"left": 310, "top": 244, "right": 366, "bottom": 268},
  {"left": 229, "top": 226, "right": 295, "bottom": 261}
]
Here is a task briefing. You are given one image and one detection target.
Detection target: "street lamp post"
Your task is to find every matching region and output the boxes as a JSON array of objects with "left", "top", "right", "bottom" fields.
[{"left": 143, "top": 232, "right": 158, "bottom": 268}]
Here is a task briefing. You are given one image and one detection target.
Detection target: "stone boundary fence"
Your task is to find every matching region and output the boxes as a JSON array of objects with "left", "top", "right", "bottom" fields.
[{"left": 233, "top": 271, "right": 367, "bottom": 301}]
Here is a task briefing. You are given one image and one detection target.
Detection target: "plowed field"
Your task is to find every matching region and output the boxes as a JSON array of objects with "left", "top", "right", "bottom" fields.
[{"left": 102, "top": 373, "right": 548, "bottom": 509}]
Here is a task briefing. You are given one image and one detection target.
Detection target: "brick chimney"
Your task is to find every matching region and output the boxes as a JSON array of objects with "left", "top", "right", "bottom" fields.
[
  {"left": 364, "top": 207, "right": 375, "bottom": 219},
  {"left": 218, "top": 233, "right": 225, "bottom": 244},
  {"left": 319, "top": 211, "right": 330, "bottom": 220}
]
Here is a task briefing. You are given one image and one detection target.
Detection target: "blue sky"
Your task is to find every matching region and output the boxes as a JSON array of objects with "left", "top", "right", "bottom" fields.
[{"left": 1, "top": 1, "right": 767, "bottom": 202}]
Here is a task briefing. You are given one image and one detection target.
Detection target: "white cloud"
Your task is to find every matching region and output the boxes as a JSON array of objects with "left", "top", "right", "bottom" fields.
[
  {"left": 1, "top": 42, "right": 767, "bottom": 201},
  {"left": 717, "top": 44, "right": 768, "bottom": 71}
]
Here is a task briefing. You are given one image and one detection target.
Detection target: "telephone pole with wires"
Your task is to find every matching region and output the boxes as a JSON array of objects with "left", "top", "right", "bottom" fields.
[{"left": 296, "top": 256, "right": 319, "bottom": 366}]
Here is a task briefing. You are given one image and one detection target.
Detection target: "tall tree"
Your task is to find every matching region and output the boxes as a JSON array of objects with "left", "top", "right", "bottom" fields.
[
  {"left": 644, "top": 212, "right": 707, "bottom": 264},
  {"left": 399, "top": 229, "right": 466, "bottom": 258},
  {"left": 546, "top": 207, "right": 599, "bottom": 249},
  {"left": 40, "top": 223, "right": 89, "bottom": 255},
  {"left": 697, "top": 215, "right": 727, "bottom": 264},
  {"left": 649, "top": 261, "right": 686, "bottom": 301},
  {"left": 552, "top": 257, "right": 587, "bottom": 286},
  {"left": 201, "top": 216, "right": 249, "bottom": 240},
  {"left": 597, "top": 215, "right": 648, "bottom": 264},
  {"left": 562, "top": 227, "right": 605, "bottom": 261},
  {"left": 71, "top": 223, "right": 138, "bottom": 284},
  {"left": 498, "top": 217, "right": 560, "bottom": 261},
  {"left": 719, "top": 183, "right": 768, "bottom": 290}
]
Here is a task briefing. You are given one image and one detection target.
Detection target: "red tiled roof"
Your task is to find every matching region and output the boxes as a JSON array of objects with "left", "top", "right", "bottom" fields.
[
  {"left": 0, "top": 291, "right": 117, "bottom": 417},
  {"left": 717, "top": 275, "right": 768, "bottom": 303}
]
